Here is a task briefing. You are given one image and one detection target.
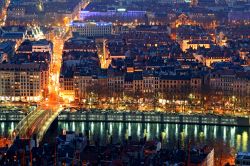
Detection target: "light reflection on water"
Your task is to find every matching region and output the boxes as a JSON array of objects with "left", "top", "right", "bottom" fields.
[
  {"left": 0, "top": 122, "right": 17, "bottom": 137},
  {"left": 57, "top": 122, "right": 250, "bottom": 153},
  {"left": 0, "top": 121, "right": 249, "bottom": 153}
]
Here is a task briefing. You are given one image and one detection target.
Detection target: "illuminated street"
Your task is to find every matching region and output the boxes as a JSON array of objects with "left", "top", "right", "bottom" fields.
[
  {"left": 0, "top": 0, "right": 250, "bottom": 165},
  {"left": 12, "top": 34, "right": 65, "bottom": 142}
]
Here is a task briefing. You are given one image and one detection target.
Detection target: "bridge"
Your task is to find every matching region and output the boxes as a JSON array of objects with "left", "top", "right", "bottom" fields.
[{"left": 13, "top": 107, "right": 62, "bottom": 143}]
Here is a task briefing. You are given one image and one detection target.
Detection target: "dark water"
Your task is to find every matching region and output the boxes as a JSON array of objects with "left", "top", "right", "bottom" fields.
[
  {"left": 57, "top": 122, "right": 250, "bottom": 153},
  {"left": 1, "top": 121, "right": 249, "bottom": 156},
  {"left": 0, "top": 122, "right": 17, "bottom": 137}
]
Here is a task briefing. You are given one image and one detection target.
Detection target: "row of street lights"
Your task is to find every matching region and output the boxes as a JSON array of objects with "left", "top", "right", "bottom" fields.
[{"left": 77, "top": 92, "right": 246, "bottom": 116}]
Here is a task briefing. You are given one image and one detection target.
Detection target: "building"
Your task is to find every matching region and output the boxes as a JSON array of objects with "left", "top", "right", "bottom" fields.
[
  {"left": 80, "top": 7, "right": 147, "bottom": 24},
  {"left": 0, "top": 41, "right": 16, "bottom": 62},
  {"left": 60, "top": 37, "right": 100, "bottom": 102},
  {"left": 108, "top": 73, "right": 124, "bottom": 94},
  {"left": 0, "top": 63, "right": 49, "bottom": 102},
  {"left": 70, "top": 21, "right": 113, "bottom": 37},
  {"left": 194, "top": 53, "right": 231, "bottom": 67},
  {"left": 59, "top": 77, "right": 75, "bottom": 102},
  {"left": 181, "top": 39, "right": 211, "bottom": 51},
  {"left": 0, "top": 26, "right": 45, "bottom": 46},
  {"left": 0, "top": 28, "right": 25, "bottom": 48},
  {"left": 74, "top": 74, "right": 108, "bottom": 102},
  {"left": 5, "top": 0, "right": 82, "bottom": 26},
  {"left": 32, "top": 39, "right": 53, "bottom": 55},
  {"left": 106, "top": 39, "right": 126, "bottom": 59},
  {"left": 63, "top": 37, "right": 97, "bottom": 53},
  {"left": 176, "top": 25, "right": 212, "bottom": 51},
  {"left": 209, "top": 70, "right": 250, "bottom": 95},
  {"left": 228, "top": 10, "right": 250, "bottom": 24},
  {"left": 235, "top": 152, "right": 250, "bottom": 166},
  {"left": 16, "top": 39, "right": 53, "bottom": 56}
]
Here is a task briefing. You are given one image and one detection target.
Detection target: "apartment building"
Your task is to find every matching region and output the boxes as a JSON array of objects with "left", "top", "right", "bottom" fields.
[
  {"left": 63, "top": 38, "right": 97, "bottom": 53},
  {"left": 108, "top": 74, "right": 124, "bottom": 94},
  {"left": 0, "top": 63, "right": 49, "bottom": 102},
  {"left": 74, "top": 75, "right": 94, "bottom": 101},
  {"left": 210, "top": 70, "right": 250, "bottom": 95},
  {"left": 73, "top": 71, "right": 203, "bottom": 101},
  {"left": 74, "top": 74, "right": 108, "bottom": 102},
  {"left": 32, "top": 39, "right": 53, "bottom": 55},
  {"left": 59, "top": 77, "right": 75, "bottom": 102}
]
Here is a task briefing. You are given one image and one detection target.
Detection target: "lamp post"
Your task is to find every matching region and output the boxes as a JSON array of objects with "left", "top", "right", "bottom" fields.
[
  {"left": 189, "top": 93, "right": 195, "bottom": 113},
  {"left": 232, "top": 96, "right": 237, "bottom": 116},
  {"left": 172, "top": 99, "right": 176, "bottom": 113}
]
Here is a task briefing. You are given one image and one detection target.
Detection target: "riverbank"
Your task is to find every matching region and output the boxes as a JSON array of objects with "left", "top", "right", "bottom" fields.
[
  {"left": 1, "top": 108, "right": 249, "bottom": 127},
  {"left": 59, "top": 109, "right": 250, "bottom": 127}
]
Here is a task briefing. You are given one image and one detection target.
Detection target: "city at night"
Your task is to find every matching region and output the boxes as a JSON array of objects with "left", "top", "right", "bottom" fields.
[{"left": 0, "top": 0, "right": 250, "bottom": 165}]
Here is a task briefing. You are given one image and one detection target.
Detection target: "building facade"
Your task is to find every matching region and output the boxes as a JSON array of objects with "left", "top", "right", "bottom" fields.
[
  {"left": 0, "top": 63, "right": 49, "bottom": 102},
  {"left": 70, "top": 21, "right": 113, "bottom": 37}
]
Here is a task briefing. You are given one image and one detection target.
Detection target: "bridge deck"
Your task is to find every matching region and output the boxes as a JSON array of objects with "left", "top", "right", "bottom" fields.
[{"left": 13, "top": 108, "right": 62, "bottom": 143}]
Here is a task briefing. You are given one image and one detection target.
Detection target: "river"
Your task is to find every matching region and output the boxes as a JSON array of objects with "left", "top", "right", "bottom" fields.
[{"left": 1, "top": 121, "right": 249, "bottom": 164}]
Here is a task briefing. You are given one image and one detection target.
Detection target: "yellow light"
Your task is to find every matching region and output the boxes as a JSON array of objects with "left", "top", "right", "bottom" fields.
[{"left": 242, "top": 131, "right": 248, "bottom": 152}]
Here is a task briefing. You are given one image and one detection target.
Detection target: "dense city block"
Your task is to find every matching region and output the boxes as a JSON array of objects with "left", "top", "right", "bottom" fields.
[{"left": 0, "top": 0, "right": 250, "bottom": 165}]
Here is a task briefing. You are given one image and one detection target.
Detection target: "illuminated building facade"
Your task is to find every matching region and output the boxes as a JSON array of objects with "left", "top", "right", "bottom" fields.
[
  {"left": 32, "top": 39, "right": 53, "bottom": 55},
  {"left": 80, "top": 9, "right": 147, "bottom": 24},
  {"left": 210, "top": 70, "right": 250, "bottom": 95},
  {"left": 181, "top": 39, "right": 211, "bottom": 51},
  {"left": 0, "top": 63, "right": 49, "bottom": 102},
  {"left": 70, "top": 21, "right": 113, "bottom": 37}
]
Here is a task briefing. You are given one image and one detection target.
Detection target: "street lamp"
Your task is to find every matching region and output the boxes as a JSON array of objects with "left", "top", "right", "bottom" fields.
[
  {"left": 232, "top": 96, "right": 237, "bottom": 115},
  {"left": 189, "top": 93, "right": 195, "bottom": 112}
]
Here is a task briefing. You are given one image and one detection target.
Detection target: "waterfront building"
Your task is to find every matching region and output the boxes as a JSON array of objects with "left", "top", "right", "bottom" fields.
[
  {"left": 210, "top": 70, "right": 250, "bottom": 95},
  {"left": 0, "top": 39, "right": 52, "bottom": 101},
  {"left": 0, "top": 63, "right": 49, "bottom": 102},
  {"left": 60, "top": 77, "right": 75, "bottom": 102},
  {"left": 73, "top": 69, "right": 204, "bottom": 102},
  {"left": 108, "top": 72, "right": 125, "bottom": 94},
  {"left": 60, "top": 37, "right": 100, "bottom": 101}
]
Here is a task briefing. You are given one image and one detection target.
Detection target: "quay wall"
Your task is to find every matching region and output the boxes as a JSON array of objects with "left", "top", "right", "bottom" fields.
[
  {"left": 58, "top": 111, "right": 250, "bottom": 127},
  {"left": 1, "top": 110, "right": 249, "bottom": 126}
]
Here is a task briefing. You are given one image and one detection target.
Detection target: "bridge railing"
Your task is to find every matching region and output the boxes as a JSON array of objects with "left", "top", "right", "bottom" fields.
[
  {"left": 14, "top": 110, "right": 34, "bottom": 132},
  {"left": 37, "top": 109, "right": 62, "bottom": 143}
]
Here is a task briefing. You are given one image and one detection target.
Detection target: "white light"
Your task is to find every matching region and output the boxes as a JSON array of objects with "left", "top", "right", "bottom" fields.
[{"left": 117, "top": 8, "right": 126, "bottom": 12}]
